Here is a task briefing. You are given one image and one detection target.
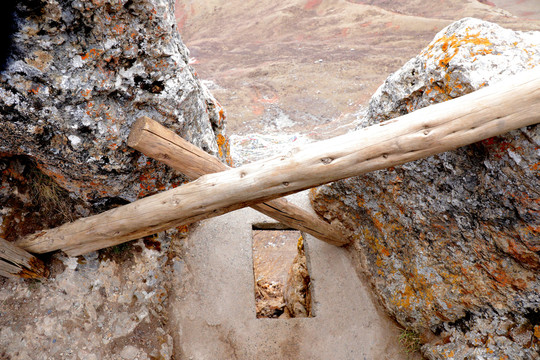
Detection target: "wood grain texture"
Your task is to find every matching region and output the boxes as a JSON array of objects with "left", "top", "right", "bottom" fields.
[
  {"left": 16, "top": 68, "right": 540, "bottom": 256},
  {"left": 0, "top": 238, "right": 48, "bottom": 279},
  {"left": 127, "top": 116, "right": 348, "bottom": 246}
]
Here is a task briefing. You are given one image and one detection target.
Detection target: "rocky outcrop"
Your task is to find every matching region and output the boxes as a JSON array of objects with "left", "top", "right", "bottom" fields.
[
  {"left": 311, "top": 18, "right": 540, "bottom": 359},
  {"left": 0, "top": 1, "right": 226, "bottom": 359},
  {"left": 0, "top": 0, "right": 227, "bottom": 204}
]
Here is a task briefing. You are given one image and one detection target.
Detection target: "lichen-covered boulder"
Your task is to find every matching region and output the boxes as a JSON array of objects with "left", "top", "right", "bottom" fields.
[
  {"left": 0, "top": 2, "right": 222, "bottom": 358},
  {"left": 0, "top": 0, "right": 227, "bottom": 204},
  {"left": 311, "top": 18, "right": 540, "bottom": 359}
]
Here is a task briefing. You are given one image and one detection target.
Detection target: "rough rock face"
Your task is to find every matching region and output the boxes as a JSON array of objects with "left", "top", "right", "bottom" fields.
[
  {"left": 0, "top": 0, "right": 227, "bottom": 204},
  {"left": 311, "top": 18, "right": 540, "bottom": 359},
  {"left": 0, "top": 1, "right": 226, "bottom": 359},
  {"left": 0, "top": 231, "right": 184, "bottom": 359}
]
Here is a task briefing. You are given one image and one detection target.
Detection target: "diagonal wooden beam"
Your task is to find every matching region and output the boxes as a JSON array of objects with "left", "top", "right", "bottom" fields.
[
  {"left": 126, "top": 116, "right": 348, "bottom": 246},
  {"left": 14, "top": 68, "right": 540, "bottom": 256}
]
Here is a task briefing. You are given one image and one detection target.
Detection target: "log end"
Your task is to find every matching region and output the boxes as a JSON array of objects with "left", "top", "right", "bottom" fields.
[
  {"left": 127, "top": 116, "right": 154, "bottom": 148},
  {"left": 18, "top": 256, "right": 50, "bottom": 279},
  {"left": 0, "top": 238, "right": 50, "bottom": 279}
]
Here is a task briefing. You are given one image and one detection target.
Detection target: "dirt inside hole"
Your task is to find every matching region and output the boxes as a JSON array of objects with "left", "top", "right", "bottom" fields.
[{"left": 252, "top": 228, "right": 312, "bottom": 319}]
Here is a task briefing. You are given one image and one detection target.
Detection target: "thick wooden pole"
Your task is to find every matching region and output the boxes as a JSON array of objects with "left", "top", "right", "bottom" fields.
[
  {"left": 15, "top": 68, "right": 540, "bottom": 256},
  {"left": 127, "top": 116, "right": 348, "bottom": 246},
  {"left": 0, "top": 238, "right": 48, "bottom": 279}
]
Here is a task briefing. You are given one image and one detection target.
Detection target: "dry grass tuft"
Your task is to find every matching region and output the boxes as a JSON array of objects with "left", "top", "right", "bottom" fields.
[
  {"left": 399, "top": 329, "right": 422, "bottom": 354},
  {"left": 30, "top": 168, "right": 76, "bottom": 223}
]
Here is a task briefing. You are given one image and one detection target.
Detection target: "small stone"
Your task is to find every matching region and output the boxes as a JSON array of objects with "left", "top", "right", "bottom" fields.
[{"left": 120, "top": 345, "right": 140, "bottom": 359}]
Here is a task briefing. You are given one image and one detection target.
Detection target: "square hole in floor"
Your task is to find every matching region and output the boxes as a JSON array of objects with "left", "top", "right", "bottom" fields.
[{"left": 252, "top": 225, "right": 312, "bottom": 319}]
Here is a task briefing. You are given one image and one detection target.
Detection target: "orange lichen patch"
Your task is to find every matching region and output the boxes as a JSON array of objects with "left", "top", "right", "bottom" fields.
[
  {"left": 218, "top": 108, "right": 225, "bottom": 124},
  {"left": 362, "top": 229, "right": 390, "bottom": 269},
  {"left": 35, "top": 165, "right": 67, "bottom": 187},
  {"left": 152, "top": 58, "right": 170, "bottom": 70},
  {"left": 176, "top": 224, "right": 189, "bottom": 234},
  {"left": 534, "top": 325, "right": 540, "bottom": 340},
  {"left": 112, "top": 23, "right": 124, "bottom": 35},
  {"left": 480, "top": 256, "right": 528, "bottom": 290},
  {"left": 470, "top": 48, "right": 493, "bottom": 57},
  {"left": 481, "top": 136, "right": 517, "bottom": 159},
  {"left": 390, "top": 263, "right": 438, "bottom": 313},
  {"left": 371, "top": 212, "right": 385, "bottom": 232},
  {"left": 524, "top": 224, "right": 540, "bottom": 237},
  {"left": 440, "top": 349, "right": 455, "bottom": 358},
  {"left": 423, "top": 32, "right": 492, "bottom": 69},
  {"left": 509, "top": 191, "right": 540, "bottom": 207},
  {"left": 216, "top": 134, "right": 232, "bottom": 165},
  {"left": 215, "top": 101, "right": 226, "bottom": 127},
  {"left": 81, "top": 48, "right": 102, "bottom": 61},
  {"left": 28, "top": 85, "right": 41, "bottom": 95},
  {"left": 137, "top": 169, "right": 162, "bottom": 198},
  {"left": 85, "top": 101, "right": 121, "bottom": 126},
  {"left": 2, "top": 167, "right": 27, "bottom": 182},
  {"left": 405, "top": 99, "right": 414, "bottom": 113},
  {"left": 422, "top": 83, "right": 453, "bottom": 102},
  {"left": 393, "top": 283, "right": 415, "bottom": 308},
  {"left": 216, "top": 134, "right": 226, "bottom": 154}
]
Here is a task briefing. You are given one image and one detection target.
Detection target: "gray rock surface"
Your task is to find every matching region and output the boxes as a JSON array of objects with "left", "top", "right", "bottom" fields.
[
  {"left": 0, "top": 0, "right": 227, "bottom": 203},
  {"left": 311, "top": 18, "right": 540, "bottom": 359},
  {"left": 0, "top": 232, "right": 180, "bottom": 360}
]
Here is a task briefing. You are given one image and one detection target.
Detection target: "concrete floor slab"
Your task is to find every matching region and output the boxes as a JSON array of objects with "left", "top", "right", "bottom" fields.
[{"left": 170, "top": 191, "right": 416, "bottom": 360}]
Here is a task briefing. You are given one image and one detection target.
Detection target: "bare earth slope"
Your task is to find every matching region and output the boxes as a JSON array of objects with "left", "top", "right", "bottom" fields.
[{"left": 175, "top": 0, "right": 540, "bottom": 138}]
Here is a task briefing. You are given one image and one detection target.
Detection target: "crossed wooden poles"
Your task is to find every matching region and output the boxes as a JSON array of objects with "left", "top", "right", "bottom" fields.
[{"left": 2, "top": 68, "right": 540, "bottom": 279}]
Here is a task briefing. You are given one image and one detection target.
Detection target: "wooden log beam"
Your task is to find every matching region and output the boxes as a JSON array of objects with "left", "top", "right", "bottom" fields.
[
  {"left": 126, "top": 116, "right": 348, "bottom": 246},
  {"left": 15, "top": 68, "right": 540, "bottom": 256},
  {"left": 0, "top": 238, "right": 48, "bottom": 279}
]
